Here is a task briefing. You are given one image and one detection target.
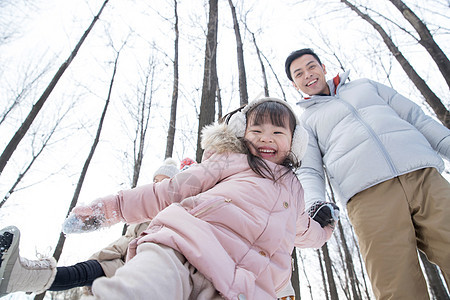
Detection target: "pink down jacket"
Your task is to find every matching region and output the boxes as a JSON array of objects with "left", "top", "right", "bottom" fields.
[{"left": 94, "top": 152, "right": 332, "bottom": 299}]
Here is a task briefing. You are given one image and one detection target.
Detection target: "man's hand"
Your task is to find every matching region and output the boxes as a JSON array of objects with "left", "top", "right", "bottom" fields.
[{"left": 307, "top": 201, "right": 340, "bottom": 228}]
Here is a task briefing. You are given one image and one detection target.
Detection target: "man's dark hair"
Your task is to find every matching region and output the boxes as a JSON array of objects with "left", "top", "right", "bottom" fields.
[{"left": 285, "top": 48, "right": 322, "bottom": 81}]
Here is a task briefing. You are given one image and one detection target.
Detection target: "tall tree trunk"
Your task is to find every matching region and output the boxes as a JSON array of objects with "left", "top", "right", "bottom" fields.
[
  {"left": 249, "top": 31, "right": 269, "bottom": 97},
  {"left": 0, "top": 0, "right": 110, "bottom": 175},
  {"left": 34, "top": 47, "right": 120, "bottom": 300},
  {"left": 123, "top": 56, "right": 156, "bottom": 236},
  {"left": 242, "top": 24, "right": 286, "bottom": 100},
  {"left": 227, "top": 0, "right": 248, "bottom": 106},
  {"left": 388, "top": 0, "right": 450, "bottom": 89},
  {"left": 165, "top": 0, "right": 179, "bottom": 159},
  {"left": 298, "top": 250, "right": 314, "bottom": 299},
  {"left": 419, "top": 251, "right": 450, "bottom": 300},
  {"left": 317, "top": 249, "right": 330, "bottom": 300},
  {"left": 217, "top": 83, "right": 223, "bottom": 120},
  {"left": 341, "top": 0, "right": 450, "bottom": 129},
  {"left": 336, "top": 222, "right": 362, "bottom": 300},
  {"left": 291, "top": 248, "right": 300, "bottom": 300},
  {"left": 196, "top": 0, "right": 218, "bottom": 162},
  {"left": 131, "top": 60, "right": 155, "bottom": 189},
  {"left": 326, "top": 170, "right": 363, "bottom": 299},
  {"left": 322, "top": 244, "right": 339, "bottom": 300},
  {"left": 257, "top": 47, "right": 287, "bottom": 101}
]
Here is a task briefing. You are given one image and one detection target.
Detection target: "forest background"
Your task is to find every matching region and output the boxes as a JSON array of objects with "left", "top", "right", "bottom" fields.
[{"left": 0, "top": 0, "right": 449, "bottom": 299}]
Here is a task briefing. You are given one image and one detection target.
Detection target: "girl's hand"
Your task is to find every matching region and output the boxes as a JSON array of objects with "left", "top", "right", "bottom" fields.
[
  {"left": 62, "top": 212, "right": 104, "bottom": 234},
  {"left": 62, "top": 199, "right": 121, "bottom": 234}
]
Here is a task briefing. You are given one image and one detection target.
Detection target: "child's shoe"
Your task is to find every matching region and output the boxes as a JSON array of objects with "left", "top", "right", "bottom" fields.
[{"left": 0, "top": 226, "right": 57, "bottom": 296}]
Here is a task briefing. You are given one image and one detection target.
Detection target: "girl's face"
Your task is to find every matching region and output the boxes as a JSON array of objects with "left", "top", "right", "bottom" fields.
[{"left": 244, "top": 115, "right": 293, "bottom": 165}]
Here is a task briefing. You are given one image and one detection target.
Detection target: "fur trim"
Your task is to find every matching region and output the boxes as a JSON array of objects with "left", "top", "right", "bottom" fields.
[{"left": 201, "top": 123, "right": 246, "bottom": 154}]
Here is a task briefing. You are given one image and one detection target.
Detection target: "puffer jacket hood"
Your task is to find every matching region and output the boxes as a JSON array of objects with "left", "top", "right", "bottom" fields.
[{"left": 201, "top": 122, "right": 246, "bottom": 159}]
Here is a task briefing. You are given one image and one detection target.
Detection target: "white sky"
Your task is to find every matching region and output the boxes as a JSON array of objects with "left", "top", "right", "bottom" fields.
[{"left": 0, "top": 0, "right": 449, "bottom": 299}]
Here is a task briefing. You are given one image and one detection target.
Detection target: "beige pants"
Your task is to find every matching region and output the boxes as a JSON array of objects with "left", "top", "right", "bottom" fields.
[
  {"left": 347, "top": 168, "right": 450, "bottom": 300},
  {"left": 83, "top": 243, "right": 222, "bottom": 300}
]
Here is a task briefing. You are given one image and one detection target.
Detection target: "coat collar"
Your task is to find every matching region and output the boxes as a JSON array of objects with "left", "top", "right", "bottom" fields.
[{"left": 296, "top": 70, "right": 350, "bottom": 109}]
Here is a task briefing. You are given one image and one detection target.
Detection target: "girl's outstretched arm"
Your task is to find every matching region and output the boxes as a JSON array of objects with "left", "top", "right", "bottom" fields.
[{"left": 63, "top": 153, "right": 237, "bottom": 234}]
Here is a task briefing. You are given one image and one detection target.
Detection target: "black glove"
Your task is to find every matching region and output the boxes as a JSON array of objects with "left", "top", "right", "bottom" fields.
[{"left": 307, "top": 201, "right": 340, "bottom": 228}]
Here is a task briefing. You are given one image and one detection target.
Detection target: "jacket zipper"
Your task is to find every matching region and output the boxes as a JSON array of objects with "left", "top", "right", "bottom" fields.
[{"left": 337, "top": 98, "right": 398, "bottom": 176}]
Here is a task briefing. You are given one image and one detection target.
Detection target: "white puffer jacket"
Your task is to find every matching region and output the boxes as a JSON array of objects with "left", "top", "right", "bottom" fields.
[{"left": 297, "top": 70, "right": 450, "bottom": 208}]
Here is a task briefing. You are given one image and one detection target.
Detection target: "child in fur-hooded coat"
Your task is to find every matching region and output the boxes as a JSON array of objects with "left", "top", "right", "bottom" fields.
[{"left": 64, "top": 99, "right": 334, "bottom": 299}]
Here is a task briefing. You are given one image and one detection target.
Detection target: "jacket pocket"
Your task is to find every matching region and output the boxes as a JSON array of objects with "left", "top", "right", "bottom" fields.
[{"left": 189, "top": 196, "right": 232, "bottom": 218}]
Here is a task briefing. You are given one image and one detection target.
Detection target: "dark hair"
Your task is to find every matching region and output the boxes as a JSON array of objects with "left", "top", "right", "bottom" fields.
[
  {"left": 285, "top": 48, "right": 322, "bottom": 81},
  {"left": 222, "top": 101, "right": 300, "bottom": 182}
]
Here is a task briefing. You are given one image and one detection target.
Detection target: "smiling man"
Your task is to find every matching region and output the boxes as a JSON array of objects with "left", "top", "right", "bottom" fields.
[{"left": 285, "top": 48, "right": 450, "bottom": 300}]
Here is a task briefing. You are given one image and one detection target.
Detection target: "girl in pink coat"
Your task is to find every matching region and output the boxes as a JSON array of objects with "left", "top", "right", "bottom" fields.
[{"left": 2, "top": 97, "right": 336, "bottom": 300}]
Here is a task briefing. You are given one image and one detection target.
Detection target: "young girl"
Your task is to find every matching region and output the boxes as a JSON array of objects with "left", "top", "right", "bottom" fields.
[
  {"left": 1, "top": 97, "right": 336, "bottom": 299},
  {"left": 0, "top": 158, "right": 180, "bottom": 296}
]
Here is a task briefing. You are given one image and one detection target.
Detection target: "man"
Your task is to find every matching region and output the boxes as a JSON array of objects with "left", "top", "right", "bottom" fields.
[{"left": 285, "top": 48, "right": 450, "bottom": 299}]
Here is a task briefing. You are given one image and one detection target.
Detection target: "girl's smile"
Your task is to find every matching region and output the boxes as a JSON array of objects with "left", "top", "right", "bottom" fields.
[{"left": 244, "top": 120, "right": 292, "bottom": 165}]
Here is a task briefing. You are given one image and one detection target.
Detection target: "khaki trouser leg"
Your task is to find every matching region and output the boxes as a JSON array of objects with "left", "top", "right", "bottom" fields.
[
  {"left": 347, "top": 173, "right": 429, "bottom": 300},
  {"left": 407, "top": 168, "right": 450, "bottom": 289}
]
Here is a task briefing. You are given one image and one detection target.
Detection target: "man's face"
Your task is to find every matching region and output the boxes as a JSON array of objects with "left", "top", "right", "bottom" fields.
[{"left": 290, "top": 54, "right": 330, "bottom": 96}]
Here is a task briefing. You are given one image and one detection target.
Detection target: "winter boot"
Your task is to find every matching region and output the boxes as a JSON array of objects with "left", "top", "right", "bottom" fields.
[{"left": 0, "top": 226, "right": 57, "bottom": 296}]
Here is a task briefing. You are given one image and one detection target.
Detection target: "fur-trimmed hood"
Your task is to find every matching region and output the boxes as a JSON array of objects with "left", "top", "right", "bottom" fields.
[{"left": 201, "top": 122, "right": 245, "bottom": 161}]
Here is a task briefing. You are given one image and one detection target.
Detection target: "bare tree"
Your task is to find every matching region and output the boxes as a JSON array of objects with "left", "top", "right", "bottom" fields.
[
  {"left": 34, "top": 42, "right": 123, "bottom": 300},
  {"left": 322, "top": 243, "right": 339, "bottom": 299},
  {"left": 217, "top": 83, "right": 223, "bottom": 119},
  {"left": 227, "top": 0, "right": 248, "bottom": 106},
  {"left": 340, "top": 0, "right": 450, "bottom": 128},
  {"left": 419, "top": 251, "right": 450, "bottom": 300},
  {"left": 388, "top": 0, "right": 450, "bottom": 89},
  {"left": 0, "top": 0, "right": 110, "bottom": 175},
  {"left": 0, "top": 0, "right": 36, "bottom": 46},
  {"left": 196, "top": 0, "right": 219, "bottom": 162},
  {"left": 165, "top": 0, "right": 180, "bottom": 159},
  {"left": 119, "top": 53, "right": 158, "bottom": 236},
  {"left": 1, "top": 58, "right": 54, "bottom": 126},
  {"left": 317, "top": 248, "right": 330, "bottom": 300},
  {"left": 0, "top": 106, "right": 72, "bottom": 208},
  {"left": 129, "top": 58, "right": 157, "bottom": 189},
  {"left": 291, "top": 248, "right": 300, "bottom": 299},
  {"left": 299, "top": 250, "right": 314, "bottom": 299},
  {"left": 244, "top": 24, "right": 287, "bottom": 100}
]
